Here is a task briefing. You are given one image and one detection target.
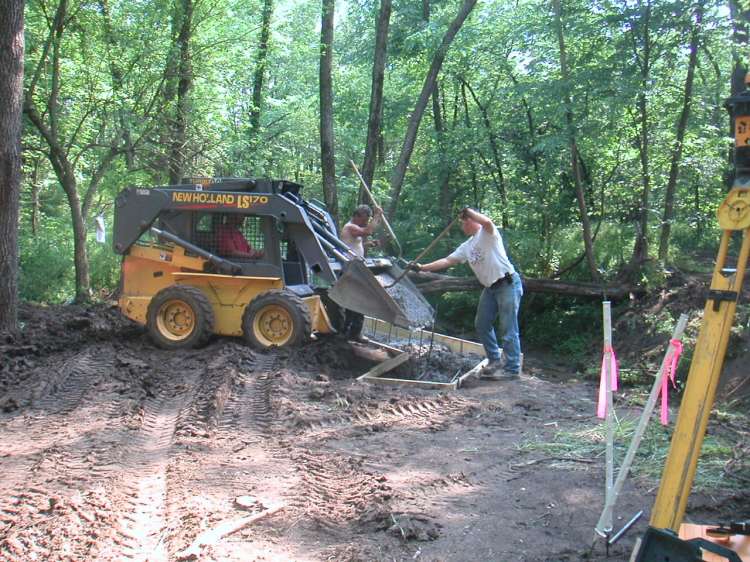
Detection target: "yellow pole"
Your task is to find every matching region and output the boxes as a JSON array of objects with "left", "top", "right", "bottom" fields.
[{"left": 650, "top": 187, "right": 750, "bottom": 530}]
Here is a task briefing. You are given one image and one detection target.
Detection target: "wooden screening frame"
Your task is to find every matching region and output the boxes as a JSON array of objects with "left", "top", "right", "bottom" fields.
[{"left": 358, "top": 317, "right": 491, "bottom": 390}]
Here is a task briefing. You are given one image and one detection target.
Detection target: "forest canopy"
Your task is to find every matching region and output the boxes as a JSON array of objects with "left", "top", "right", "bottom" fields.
[{"left": 17, "top": 0, "right": 745, "bottom": 305}]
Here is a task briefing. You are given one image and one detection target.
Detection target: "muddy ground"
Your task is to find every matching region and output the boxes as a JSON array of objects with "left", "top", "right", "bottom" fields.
[{"left": 0, "top": 303, "right": 748, "bottom": 562}]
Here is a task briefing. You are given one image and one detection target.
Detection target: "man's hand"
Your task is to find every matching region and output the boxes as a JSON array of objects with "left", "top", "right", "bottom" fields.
[
  {"left": 407, "top": 262, "right": 423, "bottom": 272},
  {"left": 459, "top": 207, "right": 471, "bottom": 220}
]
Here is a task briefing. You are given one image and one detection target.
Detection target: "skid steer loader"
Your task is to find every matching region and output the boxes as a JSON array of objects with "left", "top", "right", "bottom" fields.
[{"left": 113, "top": 177, "right": 433, "bottom": 349}]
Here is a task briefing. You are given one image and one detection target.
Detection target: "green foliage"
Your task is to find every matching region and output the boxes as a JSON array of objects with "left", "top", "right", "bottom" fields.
[
  {"left": 523, "top": 296, "right": 602, "bottom": 360},
  {"left": 88, "top": 239, "right": 121, "bottom": 296},
  {"left": 19, "top": 221, "right": 75, "bottom": 304},
  {"left": 16, "top": 0, "right": 739, "bottom": 369}
]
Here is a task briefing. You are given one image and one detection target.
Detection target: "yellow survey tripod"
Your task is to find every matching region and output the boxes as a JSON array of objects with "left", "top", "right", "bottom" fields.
[{"left": 634, "top": 74, "right": 750, "bottom": 561}]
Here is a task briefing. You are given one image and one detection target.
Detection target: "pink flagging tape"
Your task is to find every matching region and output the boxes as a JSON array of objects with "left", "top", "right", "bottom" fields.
[
  {"left": 660, "top": 339, "right": 684, "bottom": 425},
  {"left": 597, "top": 345, "right": 619, "bottom": 419}
]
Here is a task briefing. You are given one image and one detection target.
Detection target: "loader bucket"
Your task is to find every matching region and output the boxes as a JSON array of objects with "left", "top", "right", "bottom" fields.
[{"left": 328, "top": 260, "right": 434, "bottom": 329}]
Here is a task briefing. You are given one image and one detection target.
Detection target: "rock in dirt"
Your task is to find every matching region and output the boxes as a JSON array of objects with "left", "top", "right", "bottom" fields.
[{"left": 387, "top": 513, "right": 441, "bottom": 541}]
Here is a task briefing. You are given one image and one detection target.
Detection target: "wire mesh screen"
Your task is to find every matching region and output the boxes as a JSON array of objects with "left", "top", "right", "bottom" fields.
[
  {"left": 193, "top": 213, "right": 266, "bottom": 259},
  {"left": 238, "top": 217, "right": 265, "bottom": 251}
]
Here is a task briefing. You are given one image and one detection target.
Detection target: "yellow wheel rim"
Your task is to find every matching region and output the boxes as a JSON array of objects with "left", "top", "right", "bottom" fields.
[
  {"left": 155, "top": 299, "right": 195, "bottom": 341},
  {"left": 253, "top": 304, "right": 294, "bottom": 347}
]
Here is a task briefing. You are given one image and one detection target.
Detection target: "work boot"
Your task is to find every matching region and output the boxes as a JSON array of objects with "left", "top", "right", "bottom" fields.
[
  {"left": 479, "top": 361, "right": 502, "bottom": 379},
  {"left": 495, "top": 369, "right": 520, "bottom": 380},
  {"left": 481, "top": 362, "right": 520, "bottom": 381}
]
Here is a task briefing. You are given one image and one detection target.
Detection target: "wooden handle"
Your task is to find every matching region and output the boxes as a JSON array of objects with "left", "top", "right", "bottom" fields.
[
  {"left": 349, "top": 160, "right": 400, "bottom": 248},
  {"left": 408, "top": 218, "right": 456, "bottom": 266}
]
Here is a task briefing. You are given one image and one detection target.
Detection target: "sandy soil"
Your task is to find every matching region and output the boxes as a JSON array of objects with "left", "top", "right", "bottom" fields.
[{"left": 0, "top": 303, "right": 747, "bottom": 562}]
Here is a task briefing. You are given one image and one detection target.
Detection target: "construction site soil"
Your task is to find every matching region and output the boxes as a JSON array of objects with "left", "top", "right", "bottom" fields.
[{"left": 1, "top": 302, "right": 748, "bottom": 562}]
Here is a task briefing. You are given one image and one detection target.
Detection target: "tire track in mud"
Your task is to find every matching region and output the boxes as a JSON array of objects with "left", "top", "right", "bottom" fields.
[
  {"left": 208, "top": 354, "right": 393, "bottom": 536},
  {"left": 0, "top": 347, "right": 102, "bottom": 483},
  {"left": 110, "top": 375, "right": 198, "bottom": 562},
  {"left": 294, "top": 394, "right": 474, "bottom": 437},
  {"left": 174, "top": 349, "right": 242, "bottom": 439},
  {"left": 0, "top": 346, "right": 122, "bottom": 561},
  {"left": 284, "top": 448, "right": 392, "bottom": 533},
  {"left": 164, "top": 352, "right": 285, "bottom": 557},
  {"left": 213, "top": 352, "right": 280, "bottom": 445}
]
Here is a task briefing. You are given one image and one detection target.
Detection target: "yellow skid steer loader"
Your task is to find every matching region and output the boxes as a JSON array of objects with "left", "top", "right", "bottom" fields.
[{"left": 113, "top": 178, "right": 433, "bottom": 349}]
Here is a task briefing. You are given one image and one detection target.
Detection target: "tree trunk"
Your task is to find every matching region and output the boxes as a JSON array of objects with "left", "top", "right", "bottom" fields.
[
  {"left": 729, "top": 0, "right": 749, "bottom": 86},
  {"left": 432, "top": 82, "right": 453, "bottom": 217},
  {"left": 629, "top": 0, "right": 653, "bottom": 271},
  {"left": 360, "top": 0, "right": 391, "bottom": 194},
  {"left": 0, "top": 0, "right": 24, "bottom": 333},
  {"left": 168, "top": 0, "right": 193, "bottom": 185},
  {"left": 552, "top": 0, "right": 598, "bottom": 281},
  {"left": 67, "top": 179, "right": 91, "bottom": 303},
  {"left": 658, "top": 5, "right": 701, "bottom": 263},
  {"left": 24, "top": 0, "right": 92, "bottom": 302},
  {"left": 319, "top": 0, "right": 338, "bottom": 224},
  {"left": 387, "top": 0, "right": 477, "bottom": 220},
  {"left": 461, "top": 79, "right": 508, "bottom": 228},
  {"left": 460, "top": 82, "right": 480, "bottom": 211},
  {"left": 250, "top": 0, "right": 274, "bottom": 143},
  {"left": 409, "top": 271, "right": 642, "bottom": 299},
  {"left": 508, "top": 71, "right": 551, "bottom": 271}
]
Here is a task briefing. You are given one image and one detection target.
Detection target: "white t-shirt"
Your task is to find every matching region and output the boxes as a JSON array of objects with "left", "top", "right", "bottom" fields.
[
  {"left": 448, "top": 224, "right": 515, "bottom": 287},
  {"left": 341, "top": 221, "right": 365, "bottom": 257}
]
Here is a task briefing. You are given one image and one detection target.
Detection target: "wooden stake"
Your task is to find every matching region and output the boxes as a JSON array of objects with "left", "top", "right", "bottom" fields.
[{"left": 177, "top": 504, "right": 285, "bottom": 560}]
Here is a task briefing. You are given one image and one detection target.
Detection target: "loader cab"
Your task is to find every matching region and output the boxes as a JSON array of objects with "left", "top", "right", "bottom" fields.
[
  {"left": 190, "top": 211, "right": 311, "bottom": 286},
  {"left": 193, "top": 212, "right": 268, "bottom": 259}
]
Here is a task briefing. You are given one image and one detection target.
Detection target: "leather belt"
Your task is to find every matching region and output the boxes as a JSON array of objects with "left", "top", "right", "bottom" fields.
[{"left": 490, "top": 272, "right": 513, "bottom": 289}]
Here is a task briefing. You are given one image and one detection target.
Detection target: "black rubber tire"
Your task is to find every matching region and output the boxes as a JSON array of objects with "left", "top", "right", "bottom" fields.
[
  {"left": 147, "top": 285, "right": 214, "bottom": 349},
  {"left": 242, "top": 289, "right": 312, "bottom": 349}
]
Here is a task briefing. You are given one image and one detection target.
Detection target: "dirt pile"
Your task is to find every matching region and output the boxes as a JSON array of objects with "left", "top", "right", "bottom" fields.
[
  {"left": 1, "top": 302, "right": 140, "bottom": 398},
  {"left": 0, "top": 303, "right": 747, "bottom": 561},
  {"left": 611, "top": 269, "right": 750, "bottom": 407}
]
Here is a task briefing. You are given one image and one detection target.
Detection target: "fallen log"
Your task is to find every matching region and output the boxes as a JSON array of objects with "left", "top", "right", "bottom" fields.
[{"left": 410, "top": 272, "right": 643, "bottom": 299}]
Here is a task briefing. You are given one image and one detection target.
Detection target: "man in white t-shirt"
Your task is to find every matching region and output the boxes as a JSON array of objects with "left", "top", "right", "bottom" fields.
[
  {"left": 340, "top": 204, "right": 383, "bottom": 340},
  {"left": 413, "top": 207, "right": 522, "bottom": 379}
]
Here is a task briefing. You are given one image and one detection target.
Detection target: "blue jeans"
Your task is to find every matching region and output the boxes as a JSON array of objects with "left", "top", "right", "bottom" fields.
[{"left": 475, "top": 272, "right": 523, "bottom": 372}]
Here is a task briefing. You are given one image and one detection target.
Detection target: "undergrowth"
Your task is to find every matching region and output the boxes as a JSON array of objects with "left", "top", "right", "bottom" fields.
[{"left": 519, "top": 411, "right": 749, "bottom": 492}]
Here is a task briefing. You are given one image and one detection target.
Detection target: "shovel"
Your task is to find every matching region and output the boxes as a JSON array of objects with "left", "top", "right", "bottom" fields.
[
  {"left": 350, "top": 160, "right": 402, "bottom": 258},
  {"left": 385, "top": 217, "right": 457, "bottom": 288}
]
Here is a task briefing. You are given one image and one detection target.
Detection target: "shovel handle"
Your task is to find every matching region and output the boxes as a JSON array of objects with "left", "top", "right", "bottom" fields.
[
  {"left": 408, "top": 218, "right": 457, "bottom": 266},
  {"left": 386, "top": 218, "right": 456, "bottom": 288},
  {"left": 349, "top": 160, "right": 401, "bottom": 253}
]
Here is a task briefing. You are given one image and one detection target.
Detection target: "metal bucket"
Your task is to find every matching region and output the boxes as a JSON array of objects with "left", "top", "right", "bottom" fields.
[{"left": 328, "top": 259, "right": 434, "bottom": 329}]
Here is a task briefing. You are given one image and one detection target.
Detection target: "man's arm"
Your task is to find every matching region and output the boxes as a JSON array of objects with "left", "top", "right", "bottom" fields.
[
  {"left": 416, "top": 255, "right": 460, "bottom": 272},
  {"left": 342, "top": 207, "right": 383, "bottom": 237},
  {"left": 461, "top": 207, "right": 495, "bottom": 234},
  {"left": 342, "top": 223, "right": 369, "bottom": 238}
]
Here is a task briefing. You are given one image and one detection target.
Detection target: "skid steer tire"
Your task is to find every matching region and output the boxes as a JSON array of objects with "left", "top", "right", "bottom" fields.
[
  {"left": 242, "top": 289, "right": 312, "bottom": 349},
  {"left": 147, "top": 286, "right": 214, "bottom": 349}
]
